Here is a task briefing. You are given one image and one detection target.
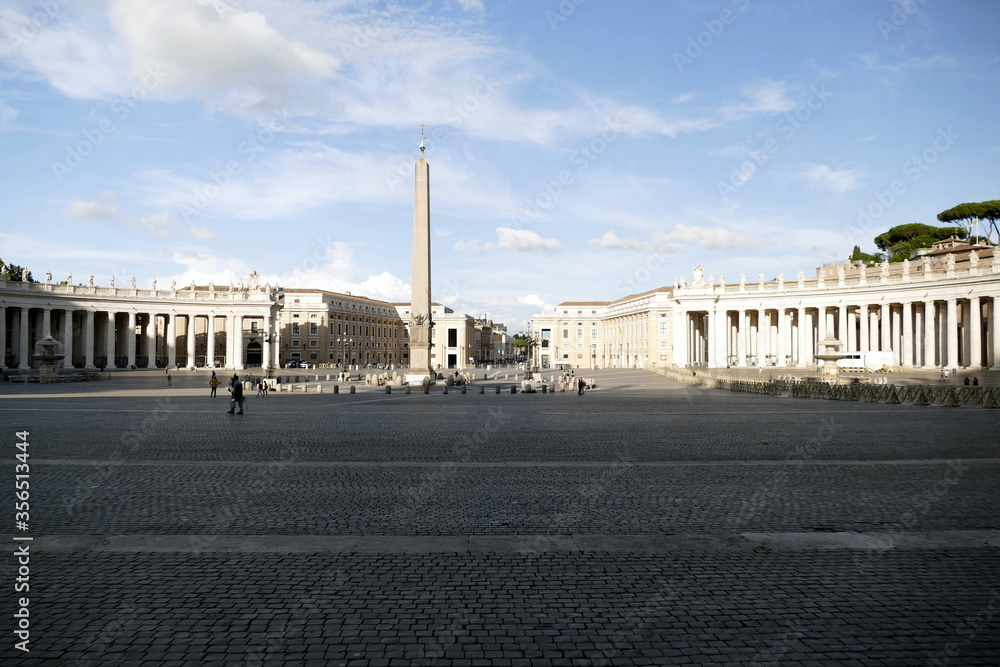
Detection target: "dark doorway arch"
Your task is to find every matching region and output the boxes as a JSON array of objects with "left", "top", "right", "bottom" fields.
[{"left": 246, "top": 341, "right": 262, "bottom": 366}]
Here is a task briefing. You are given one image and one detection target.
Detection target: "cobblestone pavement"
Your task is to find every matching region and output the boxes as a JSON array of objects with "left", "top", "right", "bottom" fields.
[{"left": 2, "top": 368, "right": 999, "bottom": 665}]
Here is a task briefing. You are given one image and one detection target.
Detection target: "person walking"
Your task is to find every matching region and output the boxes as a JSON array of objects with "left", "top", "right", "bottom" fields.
[
  {"left": 228, "top": 375, "right": 245, "bottom": 414},
  {"left": 210, "top": 372, "right": 219, "bottom": 397},
  {"left": 167, "top": 372, "right": 172, "bottom": 387},
  {"left": 256, "top": 379, "right": 264, "bottom": 398}
]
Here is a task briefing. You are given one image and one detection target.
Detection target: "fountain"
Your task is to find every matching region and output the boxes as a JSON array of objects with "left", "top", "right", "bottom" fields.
[
  {"left": 32, "top": 334, "right": 65, "bottom": 383},
  {"left": 814, "top": 336, "right": 851, "bottom": 383}
]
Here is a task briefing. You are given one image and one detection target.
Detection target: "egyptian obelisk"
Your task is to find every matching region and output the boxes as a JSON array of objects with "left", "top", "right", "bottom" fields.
[{"left": 406, "top": 125, "right": 434, "bottom": 382}]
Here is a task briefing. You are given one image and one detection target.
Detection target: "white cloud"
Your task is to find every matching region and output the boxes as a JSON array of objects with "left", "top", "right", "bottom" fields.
[
  {"left": 588, "top": 230, "right": 683, "bottom": 254},
  {"left": 729, "top": 79, "right": 798, "bottom": 116},
  {"left": 454, "top": 0, "right": 485, "bottom": 10},
  {"left": 138, "top": 212, "right": 179, "bottom": 237},
  {"left": 189, "top": 225, "right": 218, "bottom": 240},
  {"left": 454, "top": 239, "right": 495, "bottom": 251},
  {"left": 434, "top": 228, "right": 452, "bottom": 237},
  {"left": 62, "top": 200, "right": 118, "bottom": 218},
  {"left": 109, "top": 0, "right": 337, "bottom": 112},
  {"left": 792, "top": 164, "right": 863, "bottom": 193},
  {"left": 518, "top": 294, "right": 554, "bottom": 311},
  {"left": 496, "top": 227, "right": 561, "bottom": 253},
  {"left": 657, "top": 224, "right": 764, "bottom": 250}
]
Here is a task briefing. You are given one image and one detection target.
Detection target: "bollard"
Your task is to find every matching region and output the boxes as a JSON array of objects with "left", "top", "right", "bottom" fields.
[
  {"left": 405, "top": 385, "right": 411, "bottom": 394},
  {"left": 317, "top": 384, "right": 323, "bottom": 393},
  {"left": 443, "top": 385, "right": 449, "bottom": 394},
  {"left": 333, "top": 385, "right": 339, "bottom": 394},
  {"left": 483, "top": 373, "right": 487, "bottom": 380},
  {"left": 349, "top": 385, "right": 356, "bottom": 394},
  {"left": 479, "top": 385, "right": 485, "bottom": 394},
  {"left": 542, "top": 385, "right": 547, "bottom": 393},
  {"left": 326, "top": 374, "right": 331, "bottom": 381},
  {"left": 423, "top": 385, "right": 430, "bottom": 394},
  {"left": 385, "top": 385, "right": 391, "bottom": 394},
  {"left": 495, "top": 386, "right": 501, "bottom": 394},
  {"left": 462, "top": 385, "right": 467, "bottom": 394},
  {"left": 510, "top": 385, "right": 516, "bottom": 394},
  {"left": 560, "top": 384, "right": 566, "bottom": 392}
]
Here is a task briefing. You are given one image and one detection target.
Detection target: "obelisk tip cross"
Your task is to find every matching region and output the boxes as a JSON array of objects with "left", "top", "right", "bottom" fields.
[{"left": 419, "top": 122, "right": 426, "bottom": 154}]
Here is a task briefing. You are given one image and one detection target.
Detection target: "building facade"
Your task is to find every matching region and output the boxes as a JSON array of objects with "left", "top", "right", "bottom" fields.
[
  {"left": 1, "top": 276, "right": 279, "bottom": 370},
  {"left": 533, "top": 244, "right": 1000, "bottom": 372}
]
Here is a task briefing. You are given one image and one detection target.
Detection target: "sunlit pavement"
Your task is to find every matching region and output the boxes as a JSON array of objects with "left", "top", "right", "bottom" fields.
[{"left": 2, "top": 368, "right": 998, "bottom": 665}]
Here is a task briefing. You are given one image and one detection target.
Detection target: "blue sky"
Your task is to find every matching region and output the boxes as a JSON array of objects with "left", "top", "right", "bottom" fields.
[{"left": 2, "top": 0, "right": 998, "bottom": 329}]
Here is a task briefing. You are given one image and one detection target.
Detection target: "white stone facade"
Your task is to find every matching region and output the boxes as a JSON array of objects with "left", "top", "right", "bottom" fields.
[
  {"left": 533, "top": 246, "right": 1000, "bottom": 371},
  {"left": 1, "top": 279, "right": 279, "bottom": 370}
]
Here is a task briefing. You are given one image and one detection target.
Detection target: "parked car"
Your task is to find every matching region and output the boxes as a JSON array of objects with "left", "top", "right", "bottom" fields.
[{"left": 284, "top": 359, "right": 301, "bottom": 368}]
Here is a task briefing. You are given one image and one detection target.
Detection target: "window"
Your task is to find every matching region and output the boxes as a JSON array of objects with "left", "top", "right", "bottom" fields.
[
  {"left": 291, "top": 323, "right": 300, "bottom": 335},
  {"left": 310, "top": 323, "right": 318, "bottom": 335},
  {"left": 659, "top": 321, "right": 670, "bottom": 335},
  {"left": 591, "top": 328, "right": 598, "bottom": 340},
  {"left": 659, "top": 340, "right": 670, "bottom": 348},
  {"left": 576, "top": 328, "right": 584, "bottom": 340},
  {"left": 291, "top": 339, "right": 300, "bottom": 347},
  {"left": 562, "top": 329, "right": 569, "bottom": 339},
  {"left": 309, "top": 340, "right": 318, "bottom": 348}
]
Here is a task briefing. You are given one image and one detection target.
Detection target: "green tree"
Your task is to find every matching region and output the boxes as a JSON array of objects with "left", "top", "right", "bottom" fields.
[
  {"left": 849, "top": 245, "right": 883, "bottom": 265},
  {"left": 0, "top": 258, "right": 34, "bottom": 282},
  {"left": 873, "top": 223, "right": 967, "bottom": 263},
  {"left": 938, "top": 200, "right": 1000, "bottom": 244}
]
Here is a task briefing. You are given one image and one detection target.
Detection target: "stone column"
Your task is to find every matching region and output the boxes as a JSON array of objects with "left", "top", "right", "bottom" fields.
[
  {"left": 880, "top": 303, "right": 891, "bottom": 354},
  {"left": 262, "top": 315, "right": 271, "bottom": 371},
  {"left": 796, "top": 307, "right": 807, "bottom": 366},
  {"left": 816, "top": 307, "right": 826, "bottom": 346},
  {"left": 946, "top": 299, "right": 959, "bottom": 370},
  {"left": 836, "top": 306, "right": 847, "bottom": 349},
  {"left": 145, "top": 315, "right": 157, "bottom": 368},
  {"left": 226, "top": 314, "right": 236, "bottom": 369},
  {"left": 846, "top": 308, "right": 856, "bottom": 351},
  {"left": 126, "top": 311, "right": 137, "bottom": 368},
  {"left": 106, "top": 311, "right": 117, "bottom": 369},
  {"left": 206, "top": 316, "right": 216, "bottom": 368},
  {"left": 42, "top": 307, "right": 52, "bottom": 338},
  {"left": 186, "top": 314, "right": 196, "bottom": 367},
  {"left": 0, "top": 306, "right": 5, "bottom": 368},
  {"left": 62, "top": 309, "right": 75, "bottom": 369},
  {"left": 923, "top": 301, "right": 936, "bottom": 368},
  {"left": 84, "top": 310, "right": 95, "bottom": 369},
  {"left": 968, "top": 297, "right": 982, "bottom": 369},
  {"left": 166, "top": 314, "right": 177, "bottom": 369},
  {"left": 858, "top": 306, "right": 869, "bottom": 352},
  {"left": 738, "top": 309, "right": 748, "bottom": 365},
  {"left": 901, "top": 302, "right": 913, "bottom": 368},
  {"left": 870, "top": 308, "right": 880, "bottom": 352},
  {"left": 776, "top": 309, "right": 787, "bottom": 367},
  {"left": 991, "top": 297, "right": 1000, "bottom": 370},
  {"left": 890, "top": 306, "right": 901, "bottom": 366},
  {"left": 234, "top": 315, "right": 244, "bottom": 369},
  {"left": 17, "top": 308, "right": 30, "bottom": 368}
]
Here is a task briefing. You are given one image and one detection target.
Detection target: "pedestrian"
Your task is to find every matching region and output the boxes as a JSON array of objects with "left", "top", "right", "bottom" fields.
[
  {"left": 256, "top": 380, "right": 264, "bottom": 398},
  {"left": 577, "top": 377, "right": 585, "bottom": 395},
  {"left": 964, "top": 377, "right": 970, "bottom": 386},
  {"left": 973, "top": 377, "right": 979, "bottom": 386},
  {"left": 261, "top": 380, "right": 268, "bottom": 397},
  {"left": 228, "top": 375, "right": 245, "bottom": 414},
  {"left": 167, "top": 372, "right": 172, "bottom": 387},
  {"left": 210, "top": 373, "right": 219, "bottom": 397}
]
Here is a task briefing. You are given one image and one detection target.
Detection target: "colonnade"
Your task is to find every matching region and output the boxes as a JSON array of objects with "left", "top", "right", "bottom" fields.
[
  {"left": 679, "top": 296, "right": 1000, "bottom": 370},
  {"left": 2, "top": 305, "right": 271, "bottom": 371}
]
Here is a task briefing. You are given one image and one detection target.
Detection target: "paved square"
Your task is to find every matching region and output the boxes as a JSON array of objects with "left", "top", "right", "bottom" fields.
[{"left": 3, "top": 368, "right": 999, "bottom": 665}]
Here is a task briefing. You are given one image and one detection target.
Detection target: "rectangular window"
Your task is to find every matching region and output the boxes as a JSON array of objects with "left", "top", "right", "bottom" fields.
[
  {"left": 659, "top": 340, "right": 669, "bottom": 348},
  {"left": 562, "top": 329, "right": 568, "bottom": 339},
  {"left": 448, "top": 329, "right": 458, "bottom": 347},
  {"left": 309, "top": 340, "right": 318, "bottom": 348},
  {"left": 659, "top": 321, "right": 670, "bottom": 335},
  {"left": 291, "top": 339, "right": 300, "bottom": 347},
  {"left": 576, "top": 328, "right": 584, "bottom": 340},
  {"left": 591, "top": 328, "right": 598, "bottom": 340},
  {"left": 291, "top": 323, "right": 300, "bottom": 335},
  {"left": 310, "top": 323, "right": 318, "bottom": 335}
]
